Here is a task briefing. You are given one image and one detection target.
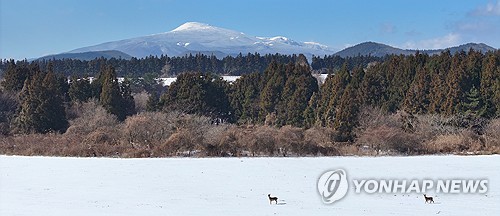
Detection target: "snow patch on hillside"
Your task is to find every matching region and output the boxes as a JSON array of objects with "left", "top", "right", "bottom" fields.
[
  {"left": 69, "top": 22, "right": 335, "bottom": 58},
  {"left": 171, "top": 22, "right": 214, "bottom": 32}
]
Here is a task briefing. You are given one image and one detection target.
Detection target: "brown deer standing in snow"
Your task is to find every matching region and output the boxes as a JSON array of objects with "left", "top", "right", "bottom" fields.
[
  {"left": 423, "top": 194, "right": 434, "bottom": 203},
  {"left": 268, "top": 194, "right": 278, "bottom": 204}
]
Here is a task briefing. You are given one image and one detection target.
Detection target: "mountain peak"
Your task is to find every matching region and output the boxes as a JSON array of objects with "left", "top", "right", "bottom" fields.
[{"left": 171, "top": 22, "right": 214, "bottom": 32}]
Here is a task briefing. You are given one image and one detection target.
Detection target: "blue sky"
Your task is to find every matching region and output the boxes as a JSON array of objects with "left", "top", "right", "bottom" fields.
[{"left": 1, "top": 0, "right": 499, "bottom": 59}]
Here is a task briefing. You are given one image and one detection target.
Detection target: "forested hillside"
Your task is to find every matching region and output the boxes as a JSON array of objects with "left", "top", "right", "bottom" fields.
[
  {"left": 1, "top": 50, "right": 499, "bottom": 157},
  {"left": 0, "top": 53, "right": 381, "bottom": 78}
]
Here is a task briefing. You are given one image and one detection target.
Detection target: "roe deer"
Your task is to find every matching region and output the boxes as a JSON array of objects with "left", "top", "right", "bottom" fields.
[
  {"left": 268, "top": 194, "right": 278, "bottom": 204},
  {"left": 423, "top": 194, "right": 434, "bottom": 203}
]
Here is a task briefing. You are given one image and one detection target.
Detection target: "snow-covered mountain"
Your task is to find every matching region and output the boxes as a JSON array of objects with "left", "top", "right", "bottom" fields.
[{"left": 68, "top": 22, "right": 335, "bottom": 58}]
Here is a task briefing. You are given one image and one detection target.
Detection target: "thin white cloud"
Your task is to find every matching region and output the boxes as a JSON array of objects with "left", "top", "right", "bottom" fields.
[
  {"left": 469, "top": 1, "right": 500, "bottom": 16},
  {"left": 404, "top": 30, "right": 422, "bottom": 37},
  {"left": 403, "top": 33, "right": 461, "bottom": 50},
  {"left": 380, "top": 23, "right": 396, "bottom": 34},
  {"left": 456, "top": 21, "right": 490, "bottom": 32}
]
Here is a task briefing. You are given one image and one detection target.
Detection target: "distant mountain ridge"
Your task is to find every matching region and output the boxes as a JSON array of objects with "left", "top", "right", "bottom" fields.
[
  {"left": 66, "top": 22, "right": 334, "bottom": 59},
  {"left": 37, "top": 22, "right": 497, "bottom": 60},
  {"left": 37, "top": 50, "right": 132, "bottom": 61},
  {"left": 335, "top": 41, "right": 496, "bottom": 57}
]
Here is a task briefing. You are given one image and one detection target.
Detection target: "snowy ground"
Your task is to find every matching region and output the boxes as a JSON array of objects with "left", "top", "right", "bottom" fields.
[{"left": 0, "top": 155, "right": 498, "bottom": 216}]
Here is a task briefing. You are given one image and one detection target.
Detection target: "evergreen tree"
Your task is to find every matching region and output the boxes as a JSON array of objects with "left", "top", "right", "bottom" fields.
[
  {"left": 17, "top": 71, "right": 44, "bottom": 133},
  {"left": 443, "top": 51, "right": 467, "bottom": 115},
  {"left": 334, "top": 84, "right": 359, "bottom": 142},
  {"left": 230, "top": 72, "right": 262, "bottom": 124},
  {"left": 480, "top": 52, "right": 499, "bottom": 117},
  {"left": 284, "top": 64, "right": 318, "bottom": 127},
  {"left": 259, "top": 61, "right": 286, "bottom": 121},
  {"left": 403, "top": 66, "right": 431, "bottom": 114},
  {"left": 100, "top": 65, "right": 132, "bottom": 121},
  {"left": 17, "top": 66, "right": 68, "bottom": 133},
  {"left": 461, "top": 85, "right": 486, "bottom": 117},
  {"left": 120, "top": 78, "right": 136, "bottom": 118},
  {"left": 303, "top": 92, "right": 318, "bottom": 128},
  {"left": 360, "top": 63, "right": 388, "bottom": 108},
  {"left": 428, "top": 51, "right": 451, "bottom": 114},
  {"left": 494, "top": 77, "right": 500, "bottom": 117},
  {"left": 146, "top": 91, "right": 160, "bottom": 112},
  {"left": 38, "top": 68, "right": 69, "bottom": 132},
  {"left": 1, "top": 60, "right": 31, "bottom": 92},
  {"left": 315, "top": 70, "right": 334, "bottom": 126},
  {"left": 319, "top": 63, "right": 351, "bottom": 127},
  {"left": 68, "top": 76, "right": 93, "bottom": 102},
  {"left": 276, "top": 63, "right": 296, "bottom": 125},
  {"left": 162, "top": 72, "right": 233, "bottom": 122}
]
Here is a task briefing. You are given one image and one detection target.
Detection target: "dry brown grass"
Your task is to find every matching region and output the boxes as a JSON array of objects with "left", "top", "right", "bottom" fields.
[
  {"left": 2, "top": 105, "right": 498, "bottom": 157},
  {"left": 423, "top": 130, "right": 484, "bottom": 154}
]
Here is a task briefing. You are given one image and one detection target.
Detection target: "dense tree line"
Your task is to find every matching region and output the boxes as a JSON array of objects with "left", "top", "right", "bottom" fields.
[
  {"left": 0, "top": 61, "right": 135, "bottom": 133},
  {"left": 0, "top": 53, "right": 300, "bottom": 78},
  {"left": 0, "top": 53, "right": 382, "bottom": 79},
  {"left": 1, "top": 50, "right": 499, "bottom": 145},
  {"left": 311, "top": 54, "right": 384, "bottom": 72}
]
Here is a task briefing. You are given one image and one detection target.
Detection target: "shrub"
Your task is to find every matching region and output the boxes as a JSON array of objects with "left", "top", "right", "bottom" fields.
[
  {"left": 304, "top": 127, "right": 339, "bottom": 156},
  {"left": 357, "top": 125, "right": 415, "bottom": 154},
  {"left": 484, "top": 119, "right": 500, "bottom": 151},
  {"left": 277, "top": 126, "right": 305, "bottom": 156},
  {"left": 123, "top": 112, "right": 176, "bottom": 150},
  {"left": 215, "top": 125, "right": 242, "bottom": 156},
  {"left": 424, "top": 130, "right": 484, "bottom": 154},
  {"left": 133, "top": 91, "right": 149, "bottom": 113},
  {"left": 65, "top": 100, "right": 119, "bottom": 136},
  {"left": 238, "top": 126, "right": 278, "bottom": 156}
]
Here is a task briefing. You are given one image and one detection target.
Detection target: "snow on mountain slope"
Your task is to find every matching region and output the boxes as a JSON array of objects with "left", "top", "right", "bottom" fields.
[{"left": 69, "top": 22, "right": 335, "bottom": 58}]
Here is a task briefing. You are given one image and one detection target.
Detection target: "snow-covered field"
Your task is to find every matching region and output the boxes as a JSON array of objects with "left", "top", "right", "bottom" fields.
[{"left": 1, "top": 155, "right": 498, "bottom": 215}]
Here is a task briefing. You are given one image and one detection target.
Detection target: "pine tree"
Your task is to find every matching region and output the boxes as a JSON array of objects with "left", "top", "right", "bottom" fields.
[
  {"left": 494, "top": 77, "right": 500, "bottom": 117},
  {"left": 359, "top": 61, "right": 389, "bottom": 111},
  {"left": 231, "top": 72, "right": 262, "bottom": 123},
  {"left": 1, "top": 60, "right": 32, "bottom": 92},
  {"left": 443, "top": 52, "right": 466, "bottom": 115},
  {"left": 120, "top": 78, "right": 136, "bottom": 118},
  {"left": 319, "top": 63, "right": 351, "bottom": 127},
  {"left": 17, "top": 65, "right": 68, "bottom": 133},
  {"left": 259, "top": 61, "right": 286, "bottom": 122},
  {"left": 480, "top": 52, "right": 499, "bottom": 117},
  {"left": 461, "top": 85, "right": 486, "bottom": 117},
  {"left": 403, "top": 66, "right": 431, "bottom": 114},
  {"left": 428, "top": 51, "right": 451, "bottom": 114},
  {"left": 315, "top": 70, "right": 334, "bottom": 126},
  {"left": 38, "top": 68, "right": 68, "bottom": 132},
  {"left": 162, "top": 72, "right": 232, "bottom": 122},
  {"left": 285, "top": 64, "right": 318, "bottom": 127},
  {"left": 276, "top": 63, "right": 296, "bottom": 125},
  {"left": 100, "top": 65, "right": 129, "bottom": 121},
  {"left": 146, "top": 91, "right": 160, "bottom": 112},
  {"left": 303, "top": 92, "right": 318, "bottom": 128},
  {"left": 68, "top": 76, "right": 93, "bottom": 102},
  {"left": 333, "top": 84, "right": 359, "bottom": 142},
  {"left": 17, "top": 71, "right": 44, "bottom": 133}
]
